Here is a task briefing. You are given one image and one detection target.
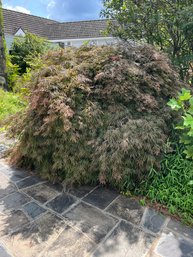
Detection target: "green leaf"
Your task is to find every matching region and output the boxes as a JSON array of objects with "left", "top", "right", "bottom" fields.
[
  {"left": 187, "top": 108, "right": 193, "bottom": 115},
  {"left": 167, "top": 99, "right": 181, "bottom": 110},
  {"left": 189, "top": 97, "right": 193, "bottom": 106},
  {"left": 184, "top": 145, "right": 193, "bottom": 158},
  {"left": 187, "top": 129, "right": 193, "bottom": 136},
  {"left": 178, "top": 88, "right": 191, "bottom": 101},
  {"left": 175, "top": 125, "right": 184, "bottom": 130},
  {"left": 183, "top": 114, "right": 193, "bottom": 127},
  {"left": 188, "top": 180, "right": 193, "bottom": 185},
  {"left": 179, "top": 134, "right": 192, "bottom": 144},
  {"left": 187, "top": 97, "right": 193, "bottom": 114}
]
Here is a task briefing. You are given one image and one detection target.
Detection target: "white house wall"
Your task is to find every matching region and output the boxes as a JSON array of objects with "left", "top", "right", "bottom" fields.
[
  {"left": 50, "top": 37, "right": 116, "bottom": 48},
  {"left": 5, "top": 35, "right": 117, "bottom": 51},
  {"left": 5, "top": 35, "right": 14, "bottom": 50}
]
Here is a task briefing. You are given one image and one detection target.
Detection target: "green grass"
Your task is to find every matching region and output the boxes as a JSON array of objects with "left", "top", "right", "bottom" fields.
[
  {"left": 0, "top": 88, "right": 26, "bottom": 122},
  {"left": 136, "top": 144, "right": 193, "bottom": 225}
]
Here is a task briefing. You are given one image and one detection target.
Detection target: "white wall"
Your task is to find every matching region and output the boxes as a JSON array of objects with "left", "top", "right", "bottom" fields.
[
  {"left": 50, "top": 37, "right": 116, "bottom": 48},
  {"left": 5, "top": 34, "right": 14, "bottom": 50},
  {"left": 5, "top": 35, "right": 117, "bottom": 51}
]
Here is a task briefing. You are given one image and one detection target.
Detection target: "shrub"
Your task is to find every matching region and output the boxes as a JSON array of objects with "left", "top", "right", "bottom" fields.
[
  {"left": 10, "top": 43, "right": 183, "bottom": 188},
  {"left": 10, "top": 33, "right": 50, "bottom": 74},
  {"left": 13, "top": 55, "right": 45, "bottom": 94},
  {"left": 6, "top": 53, "right": 19, "bottom": 90},
  {"left": 137, "top": 144, "right": 193, "bottom": 225},
  {"left": 168, "top": 88, "right": 193, "bottom": 159}
]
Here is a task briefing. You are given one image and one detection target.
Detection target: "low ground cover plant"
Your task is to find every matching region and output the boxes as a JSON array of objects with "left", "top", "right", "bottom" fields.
[
  {"left": 0, "top": 88, "right": 26, "bottom": 123},
  {"left": 136, "top": 89, "right": 193, "bottom": 225},
  {"left": 137, "top": 144, "right": 193, "bottom": 225},
  {"left": 9, "top": 43, "right": 183, "bottom": 189}
]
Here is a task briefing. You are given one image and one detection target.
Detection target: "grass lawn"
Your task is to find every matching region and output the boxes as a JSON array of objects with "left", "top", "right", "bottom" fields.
[{"left": 0, "top": 88, "right": 26, "bottom": 123}]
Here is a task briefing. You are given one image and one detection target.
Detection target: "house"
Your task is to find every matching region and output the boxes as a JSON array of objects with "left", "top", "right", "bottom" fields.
[{"left": 3, "top": 8, "right": 115, "bottom": 49}]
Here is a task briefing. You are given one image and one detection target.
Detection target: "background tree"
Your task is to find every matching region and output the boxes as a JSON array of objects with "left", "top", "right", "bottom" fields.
[
  {"left": 10, "top": 32, "right": 50, "bottom": 74},
  {"left": 0, "top": 0, "right": 7, "bottom": 90},
  {"left": 101, "top": 0, "right": 193, "bottom": 81}
]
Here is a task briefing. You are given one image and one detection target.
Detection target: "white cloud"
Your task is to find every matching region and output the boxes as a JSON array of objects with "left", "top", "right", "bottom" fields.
[
  {"left": 46, "top": 0, "right": 56, "bottom": 19},
  {"left": 47, "top": 1, "right": 56, "bottom": 9},
  {"left": 3, "top": 4, "right": 31, "bottom": 14}
]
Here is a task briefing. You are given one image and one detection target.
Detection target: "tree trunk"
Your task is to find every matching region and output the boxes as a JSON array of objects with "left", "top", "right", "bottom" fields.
[{"left": 0, "top": 2, "right": 7, "bottom": 90}]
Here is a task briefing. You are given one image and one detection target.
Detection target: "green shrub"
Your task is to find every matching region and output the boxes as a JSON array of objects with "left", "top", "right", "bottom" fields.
[
  {"left": 137, "top": 144, "right": 193, "bottom": 225},
  {"left": 10, "top": 44, "right": 183, "bottom": 188},
  {"left": 12, "top": 55, "right": 46, "bottom": 94},
  {"left": 6, "top": 53, "right": 19, "bottom": 90},
  {"left": 0, "top": 88, "right": 26, "bottom": 122},
  {"left": 168, "top": 88, "right": 193, "bottom": 159},
  {"left": 10, "top": 33, "right": 50, "bottom": 74}
]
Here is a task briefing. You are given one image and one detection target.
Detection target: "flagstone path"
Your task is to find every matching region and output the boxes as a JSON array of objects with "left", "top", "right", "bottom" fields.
[{"left": 0, "top": 159, "right": 192, "bottom": 257}]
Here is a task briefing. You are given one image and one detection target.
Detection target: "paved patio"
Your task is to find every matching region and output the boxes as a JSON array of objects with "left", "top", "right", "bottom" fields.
[{"left": 0, "top": 159, "right": 192, "bottom": 257}]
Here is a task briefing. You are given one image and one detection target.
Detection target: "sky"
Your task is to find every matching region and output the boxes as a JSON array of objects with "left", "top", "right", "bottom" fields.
[{"left": 2, "top": 0, "right": 103, "bottom": 21}]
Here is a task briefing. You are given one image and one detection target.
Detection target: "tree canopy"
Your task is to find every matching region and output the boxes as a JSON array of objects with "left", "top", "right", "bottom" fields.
[{"left": 101, "top": 0, "right": 193, "bottom": 80}]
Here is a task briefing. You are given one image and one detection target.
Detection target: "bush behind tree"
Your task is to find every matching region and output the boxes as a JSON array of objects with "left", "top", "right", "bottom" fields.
[
  {"left": 9, "top": 43, "right": 183, "bottom": 189},
  {"left": 10, "top": 32, "right": 51, "bottom": 74}
]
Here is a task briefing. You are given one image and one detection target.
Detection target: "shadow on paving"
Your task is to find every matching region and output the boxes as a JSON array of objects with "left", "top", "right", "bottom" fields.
[
  {"left": 0, "top": 163, "right": 67, "bottom": 256},
  {"left": 0, "top": 161, "right": 192, "bottom": 257}
]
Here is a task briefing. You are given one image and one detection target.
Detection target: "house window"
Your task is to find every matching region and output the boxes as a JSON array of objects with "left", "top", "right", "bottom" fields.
[
  {"left": 66, "top": 42, "right": 71, "bottom": 46},
  {"left": 58, "top": 42, "right": 71, "bottom": 48},
  {"left": 58, "top": 42, "right": 65, "bottom": 48},
  {"left": 89, "top": 40, "right": 97, "bottom": 46}
]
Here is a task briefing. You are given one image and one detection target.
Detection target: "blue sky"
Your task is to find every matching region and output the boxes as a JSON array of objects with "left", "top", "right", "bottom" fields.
[{"left": 3, "top": 0, "right": 103, "bottom": 21}]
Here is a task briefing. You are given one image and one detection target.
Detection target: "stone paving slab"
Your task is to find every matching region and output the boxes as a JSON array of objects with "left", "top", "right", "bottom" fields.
[
  {"left": 23, "top": 183, "right": 59, "bottom": 204},
  {"left": 106, "top": 195, "right": 144, "bottom": 225},
  {"left": 0, "top": 145, "right": 9, "bottom": 159},
  {"left": 46, "top": 193, "right": 77, "bottom": 214},
  {"left": 0, "top": 192, "right": 30, "bottom": 213},
  {"left": 0, "top": 175, "right": 17, "bottom": 200},
  {"left": 16, "top": 176, "right": 43, "bottom": 189},
  {"left": 1, "top": 212, "right": 65, "bottom": 257},
  {"left": 0, "top": 133, "right": 16, "bottom": 146},
  {"left": 83, "top": 187, "right": 119, "bottom": 209},
  {"left": 45, "top": 182, "right": 63, "bottom": 193},
  {"left": 0, "top": 164, "right": 29, "bottom": 182},
  {"left": 69, "top": 185, "right": 96, "bottom": 198},
  {"left": 42, "top": 225, "right": 96, "bottom": 257},
  {"left": 142, "top": 208, "right": 167, "bottom": 234},
  {"left": 0, "top": 210, "right": 29, "bottom": 237},
  {"left": 167, "top": 219, "right": 193, "bottom": 241},
  {"left": 0, "top": 244, "right": 12, "bottom": 257},
  {"left": 63, "top": 201, "right": 118, "bottom": 243},
  {"left": 0, "top": 161, "right": 193, "bottom": 257},
  {"left": 154, "top": 232, "right": 193, "bottom": 257},
  {"left": 92, "top": 221, "right": 155, "bottom": 257},
  {"left": 23, "top": 202, "right": 47, "bottom": 219}
]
